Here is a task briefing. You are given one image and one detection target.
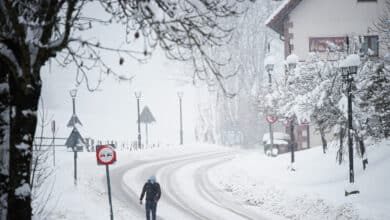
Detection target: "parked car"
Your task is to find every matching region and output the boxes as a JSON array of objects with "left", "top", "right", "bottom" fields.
[{"left": 262, "top": 132, "right": 292, "bottom": 156}]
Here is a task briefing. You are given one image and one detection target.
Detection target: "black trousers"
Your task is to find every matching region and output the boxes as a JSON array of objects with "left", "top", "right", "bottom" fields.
[{"left": 145, "top": 201, "right": 157, "bottom": 220}]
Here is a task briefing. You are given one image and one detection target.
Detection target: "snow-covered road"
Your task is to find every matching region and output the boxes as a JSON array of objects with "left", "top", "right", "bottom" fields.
[
  {"left": 47, "top": 142, "right": 390, "bottom": 220},
  {"left": 111, "top": 148, "right": 270, "bottom": 220}
]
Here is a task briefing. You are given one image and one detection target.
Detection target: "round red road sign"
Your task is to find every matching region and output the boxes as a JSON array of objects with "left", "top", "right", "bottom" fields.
[
  {"left": 266, "top": 115, "right": 278, "bottom": 124},
  {"left": 96, "top": 145, "right": 116, "bottom": 165}
]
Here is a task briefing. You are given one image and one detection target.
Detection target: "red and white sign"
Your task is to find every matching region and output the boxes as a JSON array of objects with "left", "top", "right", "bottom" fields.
[
  {"left": 96, "top": 145, "right": 116, "bottom": 165},
  {"left": 266, "top": 115, "right": 278, "bottom": 124}
]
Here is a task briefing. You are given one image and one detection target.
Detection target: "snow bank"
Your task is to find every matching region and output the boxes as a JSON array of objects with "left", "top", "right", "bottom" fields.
[{"left": 210, "top": 140, "right": 390, "bottom": 220}]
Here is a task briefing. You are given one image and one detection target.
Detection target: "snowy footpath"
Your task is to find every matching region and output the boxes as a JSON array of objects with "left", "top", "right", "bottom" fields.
[{"left": 43, "top": 141, "right": 390, "bottom": 220}]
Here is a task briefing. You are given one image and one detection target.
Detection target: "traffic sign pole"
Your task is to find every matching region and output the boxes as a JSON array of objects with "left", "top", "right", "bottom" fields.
[
  {"left": 266, "top": 115, "right": 277, "bottom": 155},
  {"left": 106, "top": 165, "right": 114, "bottom": 220},
  {"left": 96, "top": 145, "right": 116, "bottom": 220}
]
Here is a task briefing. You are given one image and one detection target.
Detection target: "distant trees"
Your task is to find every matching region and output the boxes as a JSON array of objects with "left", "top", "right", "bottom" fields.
[
  {"left": 0, "top": 0, "right": 249, "bottom": 219},
  {"left": 196, "top": 0, "right": 281, "bottom": 146}
]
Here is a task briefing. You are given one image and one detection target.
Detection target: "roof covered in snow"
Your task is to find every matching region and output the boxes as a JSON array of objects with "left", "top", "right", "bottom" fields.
[{"left": 265, "top": 0, "right": 302, "bottom": 35}]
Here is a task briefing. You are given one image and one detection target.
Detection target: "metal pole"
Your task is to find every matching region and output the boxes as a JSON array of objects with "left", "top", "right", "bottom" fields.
[
  {"left": 52, "top": 131, "right": 55, "bottom": 166},
  {"left": 137, "top": 98, "right": 141, "bottom": 150},
  {"left": 72, "top": 98, "right": 76, "bottom": 115},
  {"left": 179, "top": 96, "right": 183, "bottom": 145},
  {"left": 72, "top": 95, "right": 78, "bottom": 186},
  {"left": 268, "top": 70, "right": 274, "bottom": 152},
  {"left": 74, "top": 150, "right": 77, "bottom": 186},
  {"left": 145, "top": 124, "right": 148, "bottom": 147},
  {"left": 347, "top": 76, "right": 354, "bottom": 183},
  {"left": 269, "top": 123, "right": 274, "bottom": 153},
  {"left": 307, "top": 124, "right": 310, "bottom": 148},
  {"left": 106, "top": 165, "right": 114, "bottom": 220},
  {"left": 268, "top": 72, "right": 272, "bottom": 89},
  {"left": 290, "top": 118, "right": 295, "bottom": 164}
]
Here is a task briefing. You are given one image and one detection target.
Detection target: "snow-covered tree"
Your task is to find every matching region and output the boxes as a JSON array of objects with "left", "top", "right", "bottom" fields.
[
  {"left": 356, "top": 57, "right": 390, "bottom": 139},
  {"left": 374, "top": 0, "right": 390, "bottom": 52},
  {"left": 259, "top": 33, "right": 390, "bottom": 163},
  {"left": 0, "top": 0, "right": 249, "bottom": 219}
]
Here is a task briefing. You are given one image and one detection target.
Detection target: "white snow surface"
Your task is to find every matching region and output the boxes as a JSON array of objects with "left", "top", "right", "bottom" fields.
[
  {"left": 44, "top": 141, "right": 390, "bottom": 220},
  {"left": 262, "top": 132, "right": 290, "bottom": 145},
  {"left": 15, "top": 183, "right": 30, "bottom": 198},
  {"left": 210, "top": 140, "right": 390, "bottom": 220},
  {"left": 286, "top": 53, "right": 299, "bottom": 65},
  {"left": 264, "top": 0, "right": 290, "bottom": 26},
  {"left": 340, "top": 54, "right": 361, "bottom": 68},
  {"left": 15, "top": 143, "right": 29, "bottom": 150},
  {"left": 264, "top": 55, "right": 276, "bottom": 67}
]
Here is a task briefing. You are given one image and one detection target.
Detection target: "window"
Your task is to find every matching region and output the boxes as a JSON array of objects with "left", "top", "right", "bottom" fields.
[
  {"left": 309, "top": 37, "right": 345, "bottom": 52},
  {"left": 361, "top": 35, "right": 379, "bottom": 56}
]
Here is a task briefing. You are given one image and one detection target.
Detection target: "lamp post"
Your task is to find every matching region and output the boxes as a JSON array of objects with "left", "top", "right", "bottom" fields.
[
  {"left": 70, "top": 89, "right": 78, "bottom": 185},
  {"left": 177, "top": 92, "right": 184, "bottom": 145},
  {"left": 286, "top": 54, "right": 299, "bottom": 170},
  {"left": 339, "top": 54, "right": 360, "bottom": 187},
  {"left": 135, "top": 91, "right": 142, "bottom": 150},
  {"left": 264, "top": 55, "right": 275, "bottom": 155}
]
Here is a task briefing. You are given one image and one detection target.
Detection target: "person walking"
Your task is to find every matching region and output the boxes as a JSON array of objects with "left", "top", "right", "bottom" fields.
[{"left": 140, "top": 176, "right": 161, "bottom": 220}]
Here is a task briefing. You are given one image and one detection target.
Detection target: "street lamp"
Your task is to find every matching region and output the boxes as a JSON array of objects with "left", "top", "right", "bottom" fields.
[
  {"left": 177, "top": 92, "right": 184, "bottom": 145},
  {"left": 264, "top": 55, "right": 275, "bottom": 88},
  {"left": 264, "top": 55, "right": 275, "bottom": 155},
  {"left": 69, "top": 88, "right": 78, "bottom": 186},
  {"left": 286, "top": 54, "right": 299, "bottom": 170},
  {"left": 135, "top": 91, "right": 142, "bottom": 150},
  {"left": 286, "top": 54, "right": 298, "bottom": 70},
  {"left": 339, "top": 54, "right": 360, "bottom": 193}
]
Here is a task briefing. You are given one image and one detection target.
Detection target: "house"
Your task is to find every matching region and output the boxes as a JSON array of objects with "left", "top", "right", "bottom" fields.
[
  {"left": 266, "top": 0, "right": 387, "bottom": 60},
  {"left": 264, "top": 0, "right": 387, "bottom": 151}
]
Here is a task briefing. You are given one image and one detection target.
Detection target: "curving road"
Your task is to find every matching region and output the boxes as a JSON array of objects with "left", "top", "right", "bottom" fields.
[{"left": 109, "top": 148, "right": 270, "bottom": 220}]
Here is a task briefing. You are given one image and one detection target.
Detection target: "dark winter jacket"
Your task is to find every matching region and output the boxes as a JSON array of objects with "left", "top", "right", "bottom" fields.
[{"left": 140, "top": 181, "right": 161, "bottom": 202}]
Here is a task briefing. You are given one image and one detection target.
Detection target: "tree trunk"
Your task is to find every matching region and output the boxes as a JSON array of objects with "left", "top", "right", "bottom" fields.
[
  {"left": 319, "top": 127, "right": 327, "bottom": 154},
  {"left": 0, "top": 66, "right": 10, "bottom": 220},
  {"left": 6, "top": 69, "right": 41, "bottom": 220},
  {"left": 337, "top": 127, "right": 345, "bottom": 165}
]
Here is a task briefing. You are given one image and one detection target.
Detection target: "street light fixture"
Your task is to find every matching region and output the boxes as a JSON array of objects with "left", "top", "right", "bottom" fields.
[
  {"left": 286, "top": 54, "right": 298, "bottom": 71},
  {"left": 70, "top": 89, "right": 77, "bottom": 98},
  {"left": 177, "top": 92, "right": 184, "bottom": 145},
  {"left": 135, "top": 91, "right": 142, "bottom": 150},
  {"left": 339, "top": 54, "right": 360, "bottom": 191},
  {"left": 264, "top": 55, "right": 275, "bottom": 88}
]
